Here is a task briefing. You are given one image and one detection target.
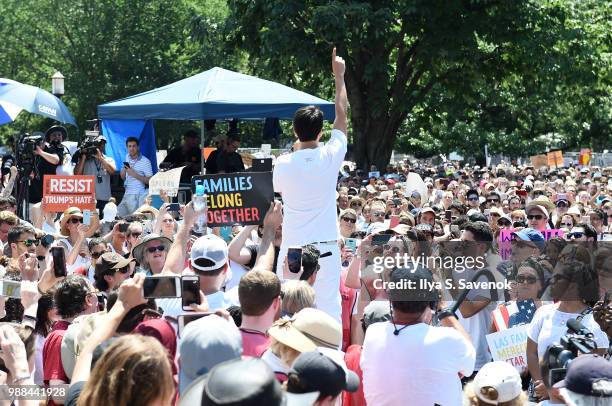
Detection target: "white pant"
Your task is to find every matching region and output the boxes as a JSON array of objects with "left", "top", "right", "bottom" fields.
[
  {"left": 277, "top": 242, "right": 342, "bottom": 323},
  {"left": 117, "top": 191, "right": 148, "bottom": 217}
]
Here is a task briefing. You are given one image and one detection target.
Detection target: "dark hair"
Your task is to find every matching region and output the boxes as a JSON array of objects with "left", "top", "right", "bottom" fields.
[
  {"left": 293, "top": 106, "right": 324, "bottom": 142},
  {"left": 88, "top": 237, "right": 107, "bottom": 252},
  {"left": 553, "top": 259, "right": 599, "bottom": 305},
  {"left": 463, "top": 221, "right": 493, "bottom": 242},
  {"left": 227, "top": 305, "right": 243, "bottom": 327},
  {"left": 54, "top": 275, "right": 91, "bottom": 318},
  {"left": 238, "top": 269, "right": 281, "bottom": 316},
  {"left": 227, "top": 133, "right": 241, "bottom": 143},
  {"left": 574, "top": 223, "right": 598, "bottom": 242},
  {"left": 448, "top": 203, "right": 467, "bottom": 215},
  {"left": 125, "top": 137, "right": 139, "bottom": 146},
  {"left": 392, "top": 299, "right": 430, "bottom": 315},
  {"left": 300, "top": 244, "right": 320, "bottom": 281},
  {"left": 34, "top": 292, "right": 56, "bottom": 337},
  {"left": 451, "top": 215, "right": 470, "bottom": 230},
  {"left": 7, "top": 225, "right": 35, "bottom": 245},
  {"left": 468, "top": 212, "right": 488, "bottom": 223},
  {"left": 107, "top": 289, "right": 158, "bottom": 333}
]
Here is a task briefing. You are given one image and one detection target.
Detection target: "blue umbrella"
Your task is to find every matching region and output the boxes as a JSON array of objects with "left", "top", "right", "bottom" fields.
[{"left": 0, "top": 78, "right": 76, "bottom": 126}]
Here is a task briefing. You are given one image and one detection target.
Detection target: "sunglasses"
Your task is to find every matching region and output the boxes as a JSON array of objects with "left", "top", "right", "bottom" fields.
[
  {"left": 567, "top": 232, "right": 584, "bottom": 239},
  {"left": 467, "top": 197, "right": 479, "bottom": 201},
  {"left": 17, "top": 239, "right": 40, "bottom": 247},
  {"left": 527, "top": 214, "right": 543, "bottom": 220},
  {"left": 69, "top": 218, "right": 83, "bottom": 224},
  {"left": 146, "top": 245, "right": 166, "bottom": 253},
  {"left": 560, "top": 223, "right": 573, "bottom": 228},
  {"left": 91, "top": 251, "right": 107, "bottom": 259},
  {"left": 371, "top": 212, "right": 385, "bottom": 217},
  {"left": 130, "top": 232, "right": 142, "bottom": 238},
  {"left": 516, "top": 274, "right": 538, "bottom": 285},
  {"left": 487, "top": 199, "right": 500, "bottom": 203},
  {"left": 341, "top": 217, "right": 356, "bottom": 224},
  {"left": 498, "top": 221, "right": 512, "bottom": 227},
  {"left": 556, "top": 202, "right": 568, "bottom": 208},
  {"left": 533, "top": 191, "right": 545, "bottom": 196},
  {"left": 117, "top": 266, "right": 131, "bottom": 274}
]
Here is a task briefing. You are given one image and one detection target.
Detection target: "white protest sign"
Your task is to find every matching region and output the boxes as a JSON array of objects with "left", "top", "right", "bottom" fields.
[
  {"left": 260, "top": 144, "right": 272, "bottom": 157},
  {"left": 486, "top": 324, "right": 529, "bottom": 373},
  {"left": 148, "top": 166, "right": 185, "bottom": 197},
  {"left": 403, "top": 172, "right": 428, "bottom": 206},
  {"left": 368, "top": 171, "right": 380, "bottom": 179}
]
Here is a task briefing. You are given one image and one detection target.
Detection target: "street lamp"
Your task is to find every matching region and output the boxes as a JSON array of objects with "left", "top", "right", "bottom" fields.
[{"left": 51, "top": 71, "right": 65, "bottom": 97}]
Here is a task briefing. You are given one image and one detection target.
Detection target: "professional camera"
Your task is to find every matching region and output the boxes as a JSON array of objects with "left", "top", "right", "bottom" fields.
[
  {"left": 1, "top": 156, "right": 14, "bottom": 176},
  {"left": 542, "top": 318, "right": 596, "bottom": 387},
  {"left": 15, "top": 132, "right": 44, "bottom": 173},
  {"left": 72, "top": 130, "right": 102, "bottom": 164}
]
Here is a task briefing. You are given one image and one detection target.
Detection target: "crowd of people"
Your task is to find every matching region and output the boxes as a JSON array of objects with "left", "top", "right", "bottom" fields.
[{"left": 0, "top": 48, "right": 609, "bottom": 406}]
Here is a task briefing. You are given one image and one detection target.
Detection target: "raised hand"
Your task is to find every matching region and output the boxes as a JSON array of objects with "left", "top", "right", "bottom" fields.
[{"left": 332, "top": 47, "right": 346, "bottom": 78}]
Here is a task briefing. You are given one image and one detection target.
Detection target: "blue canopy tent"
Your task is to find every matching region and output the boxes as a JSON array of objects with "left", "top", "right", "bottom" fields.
[{"left": 97, "top": 67, "right": 335, "bottom": 172}]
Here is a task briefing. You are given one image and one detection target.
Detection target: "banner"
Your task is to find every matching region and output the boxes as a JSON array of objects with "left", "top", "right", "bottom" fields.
[
  {"left": 191, "top": 172, "right": 274, "bottom": 227},
  {"left": 547, "top": 150, "right": 564, "bottom": 168},
  {"left": 202, "top": 147, "right": 216, "bottom": 161},
  {"left": 148, "top": 166, "right": 185, "bottom": 196},
  {"left": 579, "top": 148, "right": 591, "bottom": 166},
  {"left": 530, "top": 154, "right": 548, "bottom": 169},
  {"left": 499, "top": 228, "right": 564, "bottom": 260},
  {"left": 42, "top": 175, "right": 96, "bottom": 212},
  {"left": 486, "top": 324, "right": 530, "bottom": 373}
]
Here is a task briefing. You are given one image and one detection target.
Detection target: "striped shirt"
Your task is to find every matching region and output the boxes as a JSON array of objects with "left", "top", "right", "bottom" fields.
[{"left": 124, "top": 154, "right": 152, "bottom": 194}]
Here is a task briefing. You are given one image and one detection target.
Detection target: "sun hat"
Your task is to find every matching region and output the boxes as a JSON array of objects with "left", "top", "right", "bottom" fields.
[
  {"left": 59, "top": 207, "right": 84, "bottom": 236},
  {"left": 473, "top": 361, "right": 522, "bottom": 405},
  {"left": 554, "top": 354, "right": 612, "bottom": 398},
  {"left": 267, "top": 308, "right": 342, "bottom": 353},
  {"left": 190, "top": 234, "right": 229, "bottom": 272},
  {"left": 95, "top": 252, "right": 134, "bottom": 276},
  {"left": 131, "top": 233, "right": 172, "bottom": 265}
]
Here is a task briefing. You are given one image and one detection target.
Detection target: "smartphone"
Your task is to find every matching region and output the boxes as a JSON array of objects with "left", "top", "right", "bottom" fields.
[
  {"left": 0, "top": 280, "right": 21, "bottom": 299},
  {"left": 445, "top": 210, "right": 452, "bottom": 222},
  {"left": 168, "top": 203, "right": 180, "bottom": 212},
  {"left": 450, "top": 225, "right": 460, "bottom": 234},
  {"left": 118, "top": 223, "right": 128, "bottom": 233},
  {"left": 51, "top": 247, "right": 66, "bottom": 278},
  {"left": 178, "top": 313, "right": 212, "bottom": 337},
  {"left": 345, "top": 238, "right": 358, "bottom": 252},
  {"left": 581, "top": 215, "right": 591, "bottom": 225},
  {"left": 82, "top": 210, "right": 91, "bottom": 226},
  {"left": 181, "top": 275, "right": 201, "bottom": 310},
  {"left": 287, "top": 247, "right": 303, "bottom": 274},
  {"left": 372, "top": 234, "right": 393, "bottom": 246},
  {"left": 40, "top": 234, "right": 54, "bottom": 248},
  {"left": 484, "top": 209, "right": 491, "bottom": 218},
  {"left": 143, "top": 276, "right": 181, "bottom": 299},
  {"left": 123, "top": 162, "right": 130, "bottom": 168}
]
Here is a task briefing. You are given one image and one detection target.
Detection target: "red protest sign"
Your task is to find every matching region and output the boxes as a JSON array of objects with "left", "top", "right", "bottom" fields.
[{"left": 42, "top": 175, "right": 96, "bottom": 212}]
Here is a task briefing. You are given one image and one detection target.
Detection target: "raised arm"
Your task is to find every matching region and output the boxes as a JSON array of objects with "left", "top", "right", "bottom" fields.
[
  {"left": 254, "top": 202, "right": 283, "bottom": 271},
  {"left": 162, "top": 202, "right": 205, "bottom": 274},
  {"left": 332, "top": 47, "right": 348, "bottom": 135}
]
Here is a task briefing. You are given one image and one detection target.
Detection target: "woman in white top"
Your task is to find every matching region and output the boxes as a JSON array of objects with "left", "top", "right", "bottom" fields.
[
  {"left": 153, "top": 204, "right": 178, "bottom": 241},
  {"left": 57, "top": 207, "right": 98, "bottom": 274},
  {"left": 527, "top": 251, "right": 609, "bottom": 401}
]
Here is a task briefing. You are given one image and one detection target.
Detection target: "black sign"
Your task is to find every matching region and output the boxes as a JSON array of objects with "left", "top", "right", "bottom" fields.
[{"left": 191, "top": 172, "right": 274, "bottom": 227}]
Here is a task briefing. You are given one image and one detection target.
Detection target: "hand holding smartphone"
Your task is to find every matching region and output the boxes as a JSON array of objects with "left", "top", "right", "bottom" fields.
[
  {"left": 287, "top": 247, "right": 303, "bottom": 274},
  {"left": 50, "top": 247, "right": 67, "bottom": 278},
  {"left": 181, "top": 275, "right": 201, "bottom": 310},
  {"left": 143, "top": 276, "right": 181, "bottom": 299}
]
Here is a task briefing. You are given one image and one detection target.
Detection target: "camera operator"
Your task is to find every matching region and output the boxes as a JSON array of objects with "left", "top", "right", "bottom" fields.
[
  {"left": 28, "top": 125, "right": 65, "bottom": 204},
  {"left": 74, "top": 134, "right": 116, "bottom": 217}
]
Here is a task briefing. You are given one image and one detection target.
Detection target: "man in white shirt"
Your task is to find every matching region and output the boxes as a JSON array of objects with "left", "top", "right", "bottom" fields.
[
  {"left": 273, "top": 48, "right": 348, "bottom": 322},
  {"left": 118, "top": 137, "right": 152, "bottom": 217},
  {"left": 361, "top": 263, "right": 475, "bottom": 406}
]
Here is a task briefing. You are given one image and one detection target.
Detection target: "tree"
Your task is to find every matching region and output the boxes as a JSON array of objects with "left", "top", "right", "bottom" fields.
[{"left": 227, "top": 0, "right": 610, "bottom": 168}]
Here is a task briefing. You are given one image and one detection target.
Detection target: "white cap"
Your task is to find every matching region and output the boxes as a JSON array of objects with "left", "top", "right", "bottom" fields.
[
  {"left": 473, "top": 361, "right": 522, "bottom": 405},
  {"left": 102, "top": 201, "right": 117, "bottom": 223},
  {"left": 190, "top": 234, "right": 229, "bottom": 272}
]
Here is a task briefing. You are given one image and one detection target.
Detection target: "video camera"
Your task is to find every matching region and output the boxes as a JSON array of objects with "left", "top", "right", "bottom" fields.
[
  {"left": 15, "top": 132, "right": 44, "bottom": 174},
  {"left": 543, "top": 318, "right": 596, "bottom": 387},
  {"left": 72, "top": 130, "right": 103, "bottom": 164}
]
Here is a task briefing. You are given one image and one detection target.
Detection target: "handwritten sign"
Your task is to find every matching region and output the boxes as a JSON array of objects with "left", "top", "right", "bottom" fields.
[
  {"left": 579, "top": 148, "right": 591, "bottom": 166},
  {"left": 547, "top": 150, "right": 564, "bottom": 168},
  {"left": 530, "top": 154, "right": 548, "bottom": 169},
  {"left": 486, "top": 324, "right": 529, "bottom": 373},
  {"left": 42, "top": 175, "right": 96, "bottom": 212},
  {"left": 191, "top": 172, "right": 273, "bottom": 227},
  {"left": 148, "top": 166, "right": 185, "bottom": 197},
  {"left": 499, "top": 228, "right": 564, "bottom": 260},
  {"left": 368, "top": 171, "right": 380, "bottom": 179}
]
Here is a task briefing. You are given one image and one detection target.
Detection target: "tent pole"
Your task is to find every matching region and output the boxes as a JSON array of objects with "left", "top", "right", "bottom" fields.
[{"left": 200, "top": 120, "right": 206, "bottom": 174}]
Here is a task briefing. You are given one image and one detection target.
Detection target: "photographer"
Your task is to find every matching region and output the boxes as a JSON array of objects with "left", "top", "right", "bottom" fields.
[
  {"left": 27, "top": 126, "right": 65, "bottom": 205},
  {"left": 74, "top": 134, "right": 116, "bottom": 217}
]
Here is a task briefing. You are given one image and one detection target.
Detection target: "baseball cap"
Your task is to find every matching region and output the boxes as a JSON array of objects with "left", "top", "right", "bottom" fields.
[
  {"left": 387, "top": 262, "right": 437, "bottom": 303},
  {"left": 474, "top": 361, "right": 522, "bottom": 405},
  {"left": 95, "top": 252, "right": 134, "bottom": 275},
  {"left": 512, "top": 228, "right": 545, "bottom": 251},
  {"left": 268, "top": 308, "right": 342, "bottom": 353},
  {"left": 525, "top": 203, "right": 549, "bottom": 219},
  {"left": 288, "top": 347, "right": 359, "bottom": 398},
  {"left": 362, "top": 300, "right": 391, "bottom": 329},
  {"left": 179, "top": 315, "right": 242, "bottom": 395},
  {"left": 420, "top": 207, "right": 436, "bottom": 217},
  {"left": 554, "top": 354, "right": 612, "bottom": 397},
  {"left": 191, "top": 234, "right": 229, "bottom": 272},
  {"left": 179, "top": 358, "right": 318, "bottom": 406}
]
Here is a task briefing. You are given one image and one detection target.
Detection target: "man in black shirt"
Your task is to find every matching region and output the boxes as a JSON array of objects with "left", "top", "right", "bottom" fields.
[
  {"left": 28, "top": 125, "right": 65, "bottom": 204},
  {"left": 160, "top": 130, "right": 202, "bottom": 183},
  {"left": 205, "top": 133, "right": 245, "bottom": 174}
]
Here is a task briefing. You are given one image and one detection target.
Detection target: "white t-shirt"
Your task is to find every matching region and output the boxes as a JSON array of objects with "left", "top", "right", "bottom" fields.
[
  {"left": 273, "top": 129, "right": 347, "bottom": 248},
  {"left": 361, "top": 321, "right": 475, "bottom": 406},
  {"left": 156, "top": 290, "right": 232, "bottom": 319},
  {"left": 528, "top": 303, "right": 609, "bottom": 358}
]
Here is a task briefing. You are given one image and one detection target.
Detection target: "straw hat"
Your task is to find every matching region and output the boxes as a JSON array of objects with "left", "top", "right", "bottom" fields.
[
  {"left": 268, "top": 308, "right": 341, "bottom": 353},
  {"left": 131, "top": 233, "right": 172, "bottom": 266},
  {"left": 59, "top": 207, "right": 84, "bottom": 236},
  {"left": 528, "top": 195, "right": 555, "bottom": 213}
]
